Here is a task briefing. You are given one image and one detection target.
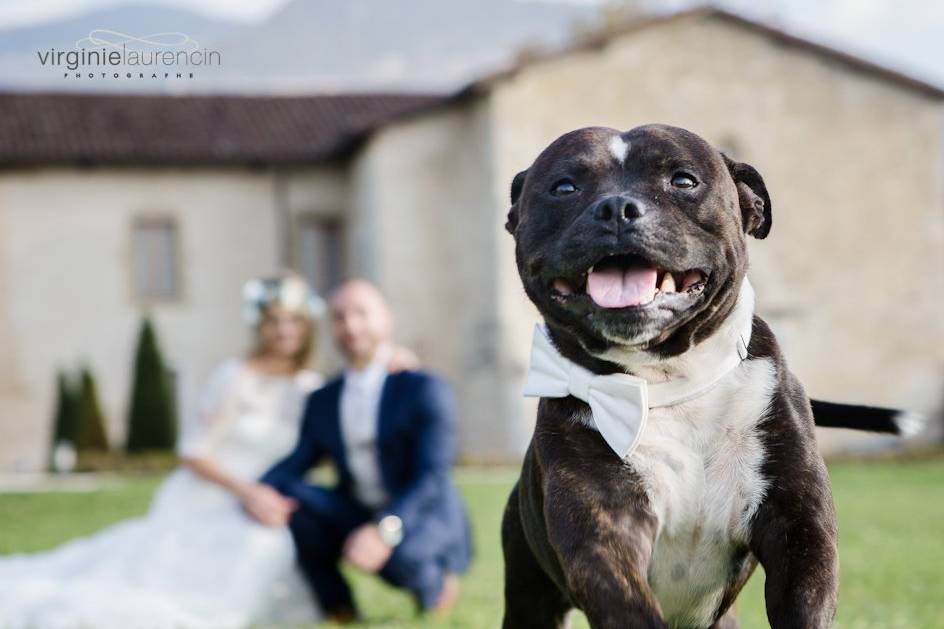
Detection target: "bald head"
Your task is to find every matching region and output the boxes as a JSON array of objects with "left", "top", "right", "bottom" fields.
[{"left": 330, "top": 279, "right": 393, "bottom": 368}]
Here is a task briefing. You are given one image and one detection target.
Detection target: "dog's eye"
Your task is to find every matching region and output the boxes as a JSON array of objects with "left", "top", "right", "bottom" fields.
[
  {"left": 550, "top": 179, "right": 578, "bottom": 196},
  {"left": 671, "top": 173, "right": 698, "bottom": 189}
]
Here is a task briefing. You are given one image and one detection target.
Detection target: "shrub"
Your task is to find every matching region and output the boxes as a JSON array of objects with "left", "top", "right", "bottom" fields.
[
  {"left": 49, "top": 370, "right": 79, "bottom": 469},
  {"left": 74, "top": 366, "right": 109, "bottom": 452},
  {"left": 125, "top": 317, "right": 177, "bottom": 452}
]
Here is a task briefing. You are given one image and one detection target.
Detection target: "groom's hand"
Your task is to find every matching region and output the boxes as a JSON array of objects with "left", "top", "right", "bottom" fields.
[
  {"left": 343, "top": 524, "right": 393, "bottom": 572},
  {"left": 239, "top": 482, "right": 297, "bottom": 527}
]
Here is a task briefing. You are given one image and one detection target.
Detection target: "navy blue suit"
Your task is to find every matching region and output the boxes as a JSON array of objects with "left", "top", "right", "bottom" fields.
[{"left": 260, "top": 370, "right": 472, "bottom": 614}]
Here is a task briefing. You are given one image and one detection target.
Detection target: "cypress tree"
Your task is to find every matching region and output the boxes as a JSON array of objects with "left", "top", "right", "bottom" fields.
[
  {"left": 74, "top": 366, "right": 109, "bottom": 452},
  {"left": 126, "top": 317, "right": 177, "bottom": 452},
  {"left": 49, "top": 370, "right": 79, "bottom": 467}
]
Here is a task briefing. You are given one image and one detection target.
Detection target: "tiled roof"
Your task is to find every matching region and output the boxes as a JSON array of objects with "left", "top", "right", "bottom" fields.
[{"left": 0, "top": 91, "right": 446, "bottom": 166}]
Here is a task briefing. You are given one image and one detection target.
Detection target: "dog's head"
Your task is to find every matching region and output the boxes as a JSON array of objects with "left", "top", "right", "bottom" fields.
[{"left": 506, "top": 124, "right": 770, "bottom": 365}]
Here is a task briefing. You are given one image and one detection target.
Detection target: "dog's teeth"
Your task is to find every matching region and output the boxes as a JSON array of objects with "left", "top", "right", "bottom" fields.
[
  {"left": 681, "top": 271, "right": 702, "bottom": 291},
  {"left": 552, "top": 278, "right": 575, "bottom": 296},
  {"left": 660, "top": 272, "right": 676, "bottom": 293},
  {"left": 587, "top": 265, "right": 594, "bottom": 274}
]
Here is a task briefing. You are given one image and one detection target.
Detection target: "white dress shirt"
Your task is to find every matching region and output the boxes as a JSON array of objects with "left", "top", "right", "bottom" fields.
[{"left": 340, "top": 347, "right": 391, "bottom": 510}]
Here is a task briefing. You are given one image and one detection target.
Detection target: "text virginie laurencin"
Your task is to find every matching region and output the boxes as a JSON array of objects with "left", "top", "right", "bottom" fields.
[
  {"left": 37, "top": 31, "right": 221, "bottom": 80},
  {"left": 37, "top": 46, "right": 221, "bottom": 71}
]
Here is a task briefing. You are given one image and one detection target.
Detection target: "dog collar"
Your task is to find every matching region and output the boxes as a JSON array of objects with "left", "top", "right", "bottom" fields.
[{"left": 523, "top": 317, "right": 752, "bottom": 459}]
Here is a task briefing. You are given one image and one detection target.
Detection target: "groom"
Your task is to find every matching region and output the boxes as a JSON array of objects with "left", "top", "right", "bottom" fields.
[{"left": 241, "top": 279, "right": 472, "bottom": 622}]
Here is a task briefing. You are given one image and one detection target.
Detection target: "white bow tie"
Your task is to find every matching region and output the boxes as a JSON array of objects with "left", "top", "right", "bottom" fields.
[{"left": 523, "top": 320, "right": 751, "bottom": 459}]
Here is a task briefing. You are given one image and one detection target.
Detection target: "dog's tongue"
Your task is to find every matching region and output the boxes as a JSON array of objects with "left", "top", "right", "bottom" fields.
[{"left": 587, "top": 265, "right": 658, "bottom": 308}]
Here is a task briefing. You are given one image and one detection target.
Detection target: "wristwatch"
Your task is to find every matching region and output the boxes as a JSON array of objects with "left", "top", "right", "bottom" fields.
[{"left": 377, "top": 514, "right": 404, "bottom": 547}]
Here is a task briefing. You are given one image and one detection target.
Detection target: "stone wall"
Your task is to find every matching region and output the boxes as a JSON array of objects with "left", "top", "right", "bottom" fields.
[{"left": 348, "top": 101, "right": 533, "bottom": 459}]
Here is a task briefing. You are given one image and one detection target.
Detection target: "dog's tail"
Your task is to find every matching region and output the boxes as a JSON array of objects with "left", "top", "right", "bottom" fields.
[{"left": 810, "top": 399, "right": 924, "bottom": 436}]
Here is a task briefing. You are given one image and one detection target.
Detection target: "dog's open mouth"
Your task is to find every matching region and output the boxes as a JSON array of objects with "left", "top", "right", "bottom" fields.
[{"left": 550, "top": 254, "right": 707, "bottom": 309}]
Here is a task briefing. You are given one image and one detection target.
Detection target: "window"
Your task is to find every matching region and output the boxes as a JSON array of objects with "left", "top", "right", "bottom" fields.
[
  {"left": 132, "top": 217, "right": 180, "bottom": 300},
  {"left": 294, "top": 216, "right": 343, "bottom": 295}
]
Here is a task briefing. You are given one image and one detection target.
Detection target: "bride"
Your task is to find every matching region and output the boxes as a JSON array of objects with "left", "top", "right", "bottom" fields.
[{"left": 0, "top": 274, "right": 362, "bottom": 628}]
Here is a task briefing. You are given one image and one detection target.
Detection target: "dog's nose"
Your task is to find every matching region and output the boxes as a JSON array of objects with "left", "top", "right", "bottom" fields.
[{"left": 590, "top": 195, "right": 646, "bottom": 225}]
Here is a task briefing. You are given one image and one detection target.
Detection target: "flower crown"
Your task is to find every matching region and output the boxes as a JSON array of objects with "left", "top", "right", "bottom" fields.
[{"left": 241, "top": 274, "right": 326, "bottom": 325}]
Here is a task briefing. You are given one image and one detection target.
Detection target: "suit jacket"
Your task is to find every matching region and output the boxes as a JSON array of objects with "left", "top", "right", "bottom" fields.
[{"left": 261, "top": 370, "right": 470, "bottom": 543}]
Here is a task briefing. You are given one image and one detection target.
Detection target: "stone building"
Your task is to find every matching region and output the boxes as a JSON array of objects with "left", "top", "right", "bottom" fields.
[{"left": 1, "top": 8, "right": 941, "bottom": 470}]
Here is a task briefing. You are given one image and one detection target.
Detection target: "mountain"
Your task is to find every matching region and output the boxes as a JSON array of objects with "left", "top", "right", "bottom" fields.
[
  {"left": 207, "top": 0, "right": 602, "bottom": 92},
  {"left": 0, "top": 4, "right": 239, "bottom": 54}
]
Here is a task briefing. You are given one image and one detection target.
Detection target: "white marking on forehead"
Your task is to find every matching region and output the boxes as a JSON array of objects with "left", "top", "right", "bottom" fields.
[{"left": 608, "top": 135, "right": 630, "bottom": 164}]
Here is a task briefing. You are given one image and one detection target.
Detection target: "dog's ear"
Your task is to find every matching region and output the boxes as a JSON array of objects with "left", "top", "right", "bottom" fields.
[
  {"left": 506, "top": 169, "right": 528, "bottom": 235},
  {"left": 723, "top": 155, "right": 771, "bottom": 239}
]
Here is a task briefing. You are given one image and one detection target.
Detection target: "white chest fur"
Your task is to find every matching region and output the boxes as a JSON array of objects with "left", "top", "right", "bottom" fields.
[{"left": 628, "top": 356, "right": 775, "bottom": 627}]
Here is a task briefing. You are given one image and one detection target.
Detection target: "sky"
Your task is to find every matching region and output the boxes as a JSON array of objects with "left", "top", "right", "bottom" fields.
[
  {"left": 0, "top": 0, "right": 288, "bottom": 25},
  {"left": 0, "top": 0, "right": 940, "bottom": 86}
]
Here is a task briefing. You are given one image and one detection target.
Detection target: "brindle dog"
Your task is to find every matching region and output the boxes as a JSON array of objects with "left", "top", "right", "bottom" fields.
[{"left": 502, "top": 125, "right": 842, "bottom": 629}]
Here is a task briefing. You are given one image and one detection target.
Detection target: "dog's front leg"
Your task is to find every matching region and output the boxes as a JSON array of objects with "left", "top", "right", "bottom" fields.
[
  {"left": 543, "top": 464, "right": 666, "bottom": 629},
  {"left": 750, "top": 487, "right": 838, "bottom": 628},
  {"left": 750, "top": 393, "right": 839, "bottom": 628}
]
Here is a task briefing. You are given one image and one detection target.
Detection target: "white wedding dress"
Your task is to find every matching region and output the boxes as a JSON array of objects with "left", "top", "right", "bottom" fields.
[{"left": 0, "top": 359, "right": 323, "bottom": 629}]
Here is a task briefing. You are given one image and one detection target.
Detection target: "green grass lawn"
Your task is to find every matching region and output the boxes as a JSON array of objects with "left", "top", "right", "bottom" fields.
[{"left": 1, "top": 460, "right": 942, "bottom": 628}]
